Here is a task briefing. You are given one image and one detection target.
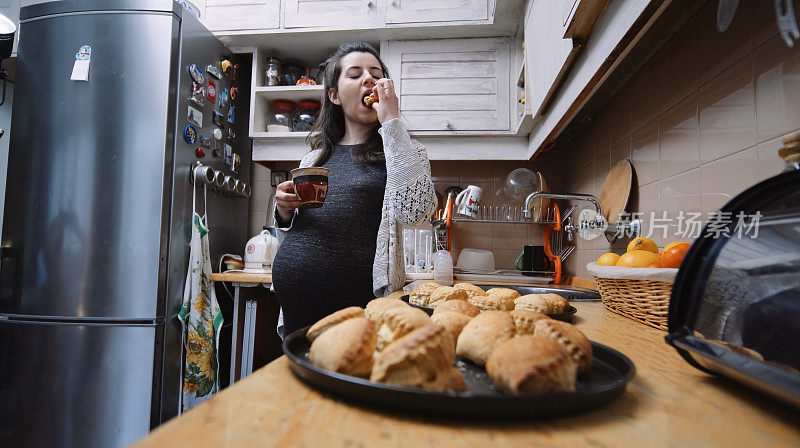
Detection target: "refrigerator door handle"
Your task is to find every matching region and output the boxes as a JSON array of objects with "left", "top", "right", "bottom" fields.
[{"left": 0, "top": 245, "right": 17, "bottom": 305}]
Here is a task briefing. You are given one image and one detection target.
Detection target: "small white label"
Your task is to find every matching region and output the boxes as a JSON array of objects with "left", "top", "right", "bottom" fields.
[{"left": 70, "top": 59, "right": 90, "bottom": 82}]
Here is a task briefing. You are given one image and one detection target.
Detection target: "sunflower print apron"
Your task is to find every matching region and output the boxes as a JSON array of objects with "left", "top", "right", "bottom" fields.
[{"left": 178, "top": 180, "right": 223, "bottom": 411}]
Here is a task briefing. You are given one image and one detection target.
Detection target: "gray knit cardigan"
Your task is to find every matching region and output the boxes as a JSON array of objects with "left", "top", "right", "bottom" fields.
[{"left": 275, "top": 118, "right": 437, "bottom": 296}]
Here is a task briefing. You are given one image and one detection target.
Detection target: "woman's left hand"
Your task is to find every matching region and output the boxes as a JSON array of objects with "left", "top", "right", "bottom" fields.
[{"left": 372, "top": 78, "right": 400, "bottom": 124}]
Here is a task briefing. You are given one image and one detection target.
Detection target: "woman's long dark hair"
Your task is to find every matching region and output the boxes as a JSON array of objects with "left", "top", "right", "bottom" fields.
[{"left": 307, "top": 42, "right": 390, "bottom": 166}]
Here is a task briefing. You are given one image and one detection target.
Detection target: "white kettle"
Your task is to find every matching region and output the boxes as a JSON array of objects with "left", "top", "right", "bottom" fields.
[{"left": 243, "top": 229, "right": 280, "bottom": 274}]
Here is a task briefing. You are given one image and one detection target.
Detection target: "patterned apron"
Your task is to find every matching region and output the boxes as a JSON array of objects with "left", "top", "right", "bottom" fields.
[{"left": 178, "top": 180, "right": 223, "bottom": 412}]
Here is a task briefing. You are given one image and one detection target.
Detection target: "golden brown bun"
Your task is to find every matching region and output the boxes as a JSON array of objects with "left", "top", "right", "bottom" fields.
[
  {"left": 371, "top": 306, "right": 431, "bottom": 351},
  {"left": 428, "top": 286, "right": 468, "bottom": 308},
  {"left": 309, "top": 317, "right": 376, "bottom": 377},
  {"left": 486, "top": 288, "right": 520, "bottom": 311},
  {"left": 486, "top": 336, "right": 577, "bottom": 393},
  {"left": 306, "top": 306, "right": 364, "bottom": 342},
  {"left": 509, "top": 309, "right": 549, "bottom": 336},
  {"left": 431, "top": 312, "right": 473, "bottom": 345},
  {"left": 408, "top": 282, "right": 442, "bottom": 306},
  {"left": 432, "top": 299, "right": 481, "bottom": 318},
  {"left": 534, "top": 319, "right": 593, "bottom": 373},
  {"left": 454, "top": 282, "right": 487, "bottom": 298},
  {"left": 364, "top": 297, "right": 408, "bottom": 321},
  {"left": 515, "top": 294, "right": 554, "bottom": 313},
  {"left": 383, "top": 290, "right": 407, "bottom": 301},
  {"left": 468, "top": 294, "right": 503, "bottom": 311},
  {"left": 370, "top": 323, "right": 466, "bottom": 392},
  {"left": 456, "top": 310, "right": 515, "bottom": 366},
  {"left": 542, "top": 293, "right": 570, "bottom": 313}
]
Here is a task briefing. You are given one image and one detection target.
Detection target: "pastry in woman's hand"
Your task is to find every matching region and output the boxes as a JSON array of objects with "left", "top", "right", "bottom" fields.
[
  {"left": 371, "top": 323, "right": 466, "bottom": 392},
  {"left": 510, "top": 309, "right": 549, "bottom": 336},
  {"left": 486, "top": 336, "right": 577, "bottom": 393},
  {"left": 534, "top": 319, "right": 593, "bottom": 373},
  {"left": 428, "top": 286, "right": 468, "bottom": 308},
  {"left": 486, "top": 288, "right": 520, "bottom": 311},
  {"left": 309, "top": 317, "right": 376, "bottom": 377},
  {"left": 454, "top": 282, "right": 487, "bottom": 298},
  {"left": 432, "top": 299, "right": 480, "bottom": 318},
  {"left": 365, "top": 297, "right": 408, "bottom": 321},
  {"left": 306, "top": 306, "right": 364, "bottom": 342},
  {"left": 431, "top": 311, "right": 472, "bottom": 345},
  {"left": 456, "top": 310, "right": 515, "bottom": 366},
  {"left": 409, "top": 282, "right": 442, "bottom": 306},
  {"left": 370, "top": 306, "right": 431, "bottom": 351}
]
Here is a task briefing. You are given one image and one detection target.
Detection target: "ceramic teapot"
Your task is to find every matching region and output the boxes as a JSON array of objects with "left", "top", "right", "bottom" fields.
[{"left": 243, "top": 228, "right": 280, "bottom": 273}]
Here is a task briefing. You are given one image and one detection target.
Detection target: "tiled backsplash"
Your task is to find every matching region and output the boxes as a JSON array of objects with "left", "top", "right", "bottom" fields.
[{"left": 248, "top": 0, "right": 798, "bottom": 282}]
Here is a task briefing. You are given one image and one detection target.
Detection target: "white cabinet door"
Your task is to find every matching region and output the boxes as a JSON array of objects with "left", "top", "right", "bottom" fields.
[
  {"left": 525, "top": 0, "right": 576, "bottom": 116},
  {"left": 284, "top": 0, "right": 379, "bottom": 29},
  {"left": 385, "top": 0, "right": 488, "bottom": 24},
  {"left": 203, "top": 0, "right": 280, "bottom": 32},
  {"left": 383, "top": 37, "right": 510, "bottom": 132}
]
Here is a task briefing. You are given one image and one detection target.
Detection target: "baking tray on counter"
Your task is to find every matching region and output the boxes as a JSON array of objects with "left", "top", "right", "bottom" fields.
[{"left": 283, "top": 326, "right": 635, "bottom": 418}]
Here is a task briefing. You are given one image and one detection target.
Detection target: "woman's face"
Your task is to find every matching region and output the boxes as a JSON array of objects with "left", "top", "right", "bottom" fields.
[{"left": 330, "top": 51, "right": 384, "bottom": 126}]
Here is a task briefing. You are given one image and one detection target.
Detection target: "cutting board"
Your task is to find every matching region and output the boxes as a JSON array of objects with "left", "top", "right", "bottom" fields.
[{"left": 598, "top": 160, "right": 633, "bottom": 222}]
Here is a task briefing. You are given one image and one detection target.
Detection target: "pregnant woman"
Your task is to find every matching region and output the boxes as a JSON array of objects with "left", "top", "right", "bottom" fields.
[{"left": 271, "top": 42, "right": 436, "bottom": 337}]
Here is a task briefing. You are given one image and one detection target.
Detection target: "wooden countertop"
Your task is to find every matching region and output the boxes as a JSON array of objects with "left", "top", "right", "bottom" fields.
[
  {"left": 133, "top": 302, "right": 800, "bottom": 447},
  {"left": 209, "top": 272, "right": 272, "bottom": 284}
]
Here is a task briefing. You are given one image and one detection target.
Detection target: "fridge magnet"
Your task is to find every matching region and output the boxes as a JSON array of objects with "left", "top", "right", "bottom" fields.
[
  {"left": 227, "top": 105, "right": 235, "bottom": 124},
  {"left": 271, "top": 171, "right": 288, "bottom": 187},
  {"left": 190, "top": 82, "right": 205, "bottom": 106},
  {"left": 207, "top": 79, "right": 217, "bottom": 103},
  {"left": 206, "top": 64, "right": 222, "bottom": 79},
  {"left": 183, "top": 124, "right": 198, "bottom": 145},
  {"left": 223, "top": 143, "right": 233, "bottom": 164},
  {"left": 231, "top": 154, "right": 241, "bottom": 173},
  {"left": 218, "top": 88, "right": 228, "bottom": 108},
  {"left": 212, "top": 110, "right": 225, "bottom": 127},
  {"left": 189, "top": 64, "right": 204, "bottom": 84},
  {"left": 187, "top": 106, "right": 203, "bottom": 127},
  {"left": 199, "top": 135, "right": 211, "bottom": 149},
  {"left": 220, "top": 59, "right": 233, "bottom": 77},
  {"left": 227, "top": 127, "right": 236, "bottom": 142}
]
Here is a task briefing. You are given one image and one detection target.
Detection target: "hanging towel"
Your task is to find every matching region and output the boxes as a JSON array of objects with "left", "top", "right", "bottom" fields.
[{"left": 178, "top": 181, "right": 223, "bottom": 411}]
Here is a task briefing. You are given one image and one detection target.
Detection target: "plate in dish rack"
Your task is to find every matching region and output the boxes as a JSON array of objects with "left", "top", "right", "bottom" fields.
[{"left": 283, "top": 326, "right": 635, "bottom": 418}]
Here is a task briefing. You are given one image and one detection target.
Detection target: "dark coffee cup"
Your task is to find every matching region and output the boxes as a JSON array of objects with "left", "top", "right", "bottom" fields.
[
  {"left": 515, "top": 245, "right": 546, "bottom": 275},
  {"left": 290, "top": 167, "right": 329, "bottom": 208}
]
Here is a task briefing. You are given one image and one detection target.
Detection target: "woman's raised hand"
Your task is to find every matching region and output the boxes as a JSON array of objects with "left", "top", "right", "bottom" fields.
[
  {"left": 275, "top": 180, "right": 302, "bottom": 221},
  {"left": 371, "top": 78, "right": 400, "bottom": 124}
]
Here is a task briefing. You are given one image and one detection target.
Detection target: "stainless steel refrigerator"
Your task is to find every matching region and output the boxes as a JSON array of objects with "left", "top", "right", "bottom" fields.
[{"left": 0, "top": 1, "right": 251, "bottom": 446}]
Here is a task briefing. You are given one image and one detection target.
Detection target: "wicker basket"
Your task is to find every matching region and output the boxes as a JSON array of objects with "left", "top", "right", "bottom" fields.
[{"left": 587, "top": 263, "right": 678, "bottom": 332}]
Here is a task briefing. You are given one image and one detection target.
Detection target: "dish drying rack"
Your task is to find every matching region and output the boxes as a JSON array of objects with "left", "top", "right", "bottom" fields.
[{"left": 431, "top": 200, "right": 575, "bottom": 284}]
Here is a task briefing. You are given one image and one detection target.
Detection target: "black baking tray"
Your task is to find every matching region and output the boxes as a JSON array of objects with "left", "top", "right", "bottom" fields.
[
  {"left": 400, "top": 295, "right": 578, "bottom": 322},
  {"left": 283, "top": 326, "right": 635, "bottom": 418}
]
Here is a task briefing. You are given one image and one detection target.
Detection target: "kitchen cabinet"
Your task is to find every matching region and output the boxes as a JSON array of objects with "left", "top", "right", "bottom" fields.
[
  {"left": 202, "top": 0, "right": 280, "bottom": 32},
  {"left": 385, "top": 0, "right": 489, "bottom": 25},
  {"left": 524, "top": 0, "right": 579, "bottom": 116},
  {"left": 284, "top": 0, "right": 379, "bottom": 29},
  {"left": 382, "top": 37, "right": 510, "bottom": 132}
]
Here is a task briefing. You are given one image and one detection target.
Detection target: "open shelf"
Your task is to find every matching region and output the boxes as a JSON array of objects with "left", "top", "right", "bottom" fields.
[{"left": 254, "top": 85, "right": 325, "bottom": 102}]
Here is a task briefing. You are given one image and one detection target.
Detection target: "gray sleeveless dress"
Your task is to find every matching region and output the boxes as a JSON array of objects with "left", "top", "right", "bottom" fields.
[{"left": 271, "top": 144, "right": 387, "bottom": 336}]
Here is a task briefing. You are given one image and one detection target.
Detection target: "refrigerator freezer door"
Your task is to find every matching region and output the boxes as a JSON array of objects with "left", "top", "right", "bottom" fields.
[
  {"left": 0, "top": 319, "right": 158, "bottom": 447},
  {"left": 0, "top": 8, "right": 180, "bottom": 318}
]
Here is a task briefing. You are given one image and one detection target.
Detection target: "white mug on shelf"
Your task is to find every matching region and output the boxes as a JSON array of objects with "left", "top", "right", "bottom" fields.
[{"left": 455, "top": 185, "right": 482, "bottom": 219}]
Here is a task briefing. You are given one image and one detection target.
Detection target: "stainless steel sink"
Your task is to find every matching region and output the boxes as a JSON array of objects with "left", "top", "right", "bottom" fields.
[{"left": 471, "top": 284, "right": 601, "bottom": 301}]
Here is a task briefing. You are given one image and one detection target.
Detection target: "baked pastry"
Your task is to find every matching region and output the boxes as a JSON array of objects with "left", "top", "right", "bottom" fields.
[
  {"left": 408, "top": 282, "right": 442, "bottom": 306},
  {"left": 306, "top": 306, "right": 364, "bottom": 342},
  {"left": 509, "top": 309, "right": 549, "bottom": 336},
  {"left": 534, "top": 319, "right": 593, "bottom": 373},
  {"left": 515, "top": 294, "right": 554, "bottom": 313},
  {"left": 454, "top": 282, "right": 487, "bottom": 298},
  {"left": 468, "top": 294, "right": 503, "bottom": 311},
  {"left": 486, "top": 288, "right": 520, "bottom": 311},
  {"left": 383, "top": 290, "right": 407, "bottom": 301},
  {"left": 542, "top": 293, "right": 570, "bottom": 313},
  {"left": 371, "top": 323, "right": 466, "bottom": 392},
  {"left": 431, "top": 311, "right": 473, "bottom": 344},
  {"left": 432, "top": 299, "right": 480, "bottom": 318},
  {"left": 309, "top": 317, "right": 377, "bottom": 377},
  {"left": 362, "top": 92, "right": 378, "bottom": 107},
  {"left": 364, "top": 297, "right": 408, "bottom": 321},
  {"left": 428, "top": 286, "right": 468, "bottom": 307},
  {"left": 486, "top": 336, "right": 577, "bottom": 393},
  {"left": 456, "top": 310, "right": 515, "bottom": 366},
  {"left": 370, "top": 306, "right": 431, "bottom": 351}
]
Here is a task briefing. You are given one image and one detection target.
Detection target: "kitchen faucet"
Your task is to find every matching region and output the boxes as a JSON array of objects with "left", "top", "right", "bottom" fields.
[{"left": 523, "top": 191, "right": 605, "bottom": 224}]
